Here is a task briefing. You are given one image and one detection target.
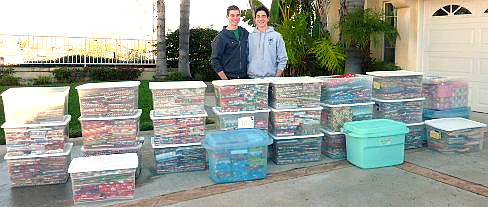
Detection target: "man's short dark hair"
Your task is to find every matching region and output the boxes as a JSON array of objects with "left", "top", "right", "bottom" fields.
[
  {"left": 227, "top": 5, "right": 240, "bottom": 15},
  {"left": 255, "top": 6, "right": 269, "bottom": 17}
]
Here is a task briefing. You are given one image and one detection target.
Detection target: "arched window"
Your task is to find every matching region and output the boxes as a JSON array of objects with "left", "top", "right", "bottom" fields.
[{"left": 433, "top": 5, "right": 471, "bottom": 16}]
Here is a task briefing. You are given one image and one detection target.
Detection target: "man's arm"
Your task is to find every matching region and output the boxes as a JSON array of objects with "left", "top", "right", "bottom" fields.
[
  {"left": 211, "top": 35, "right": 228, "bottom": 80},
  {"left": 217, "top": 71, "right": 228, "bottom": 80},
  {"left": 276, "top": 34, "right": 288, "bottom": 76}
]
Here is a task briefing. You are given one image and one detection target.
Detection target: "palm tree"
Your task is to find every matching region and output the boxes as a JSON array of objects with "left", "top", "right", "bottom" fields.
[
  {"left": 179, "top": 0, "right": 191, "bottom": 78},
  {"left": 338, "top": 0, "right": 365, "bottom": 74},
  {"left": 155, "top": 0, "right": 168, "bottom": 79}
]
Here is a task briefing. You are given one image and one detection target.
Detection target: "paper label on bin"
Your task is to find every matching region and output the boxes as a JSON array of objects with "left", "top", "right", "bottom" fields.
[
  {"left": 380, "top": 137, "right": 392, "bottom": 145},
  {"left": 430, "top": 130, "right": 441, "bottom": 140},
  {"left": 373, "top": 82, "right": 381, "bottom": 89},
  {"left": 238, "top": 116, "right": 255, "bottom": 128},
  {"left": 231, "top": 149, "right": 248, "bottom": 154},
  {"left": 30, "top": 130, "right": 47, "bottom": 138}
]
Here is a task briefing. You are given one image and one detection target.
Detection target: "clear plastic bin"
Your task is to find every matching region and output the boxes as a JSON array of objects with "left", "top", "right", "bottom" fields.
[
  {"left": 68, "top": 153, "right": 138, "bottom": 204},
  {"left": 321, "top": 102, "right": 374, "bottom": 132},
  {"left": 321, "top": 129, "right": 346, "bottom": 159},
  {"left": 423, "top": 96, "right": 468, "bottom": 110},
  {"left": 4, "top": 143, "right": 72, "bottom": 187},
  {"left": 316, "top": 75, "right": 372, "bottom": 105},
  {"left": 203, "top": 129, "right": 272, "bottom": 183},
  {"left": 373, "top": 98, "right": 424, "bottom": 124},
  {"left": 405, "top": 122, "right": 426, "bottom": 149},
  {"left": 81, "top": 141, "right": 143, "bottom": 157},
  {"left": 422, "top": 76, "right": 468, "bottom": 98},
  {"left": 212, "top": 79, "right": 269, "bottom": 112},
  {"left": 270, "top": 134, "right": 323, "bottom": 165},
  {"left": 150, "top": 110, "right": 207, "bottom": 146},
  {"left": 367, "top": 70, "right": 423, "bottom": 100},
  {"left": 76, "top": 81, "right": 139, "bottom": 117},
  {"left": 150, "top": 81, "right": 206, "bottom": 116},
  {"left": 266, "top": 77, "right": 322, "bottom": 109},
  {"left": 423, "top": 107, "right": 471, "bottom": 120},
  {"left": 212, "top": 107, "right": 270, "bottom": 131},
  {"left": 151, "top": 138, "right": 207, "bottom": 174},
  {"left": 342, "top": 119, "right": 409, "bottom": 168},
  {"left": 269, "top": 107, "right": 322, "bottom": 136},
  {"left": 425, "top": 118, "right": 486, "bottom": 153},
  {"left": 1, "top": 86, "right": 69, "bottom": 124},
  {"left": 2, "top": 115, "right": 71, "bottom": 156},
  {"left": 79, "top": 109, "right": 141, "bottom": 149}
]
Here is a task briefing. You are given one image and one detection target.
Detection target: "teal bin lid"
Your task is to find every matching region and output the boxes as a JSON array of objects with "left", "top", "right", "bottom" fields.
[
  {"left": 203, "top": 129, "right": 272, "bottom": 150},
  {"left": 342, "top": 119, "right": 409, "bottom": 138}
]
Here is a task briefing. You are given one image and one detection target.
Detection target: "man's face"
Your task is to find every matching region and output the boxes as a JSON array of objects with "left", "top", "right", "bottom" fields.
[
  {"left": 255, "top": 11, "right": 268, "bottom": 28},
  {"left": 227, "top": 10, "right": 241, "bottom": 27}
]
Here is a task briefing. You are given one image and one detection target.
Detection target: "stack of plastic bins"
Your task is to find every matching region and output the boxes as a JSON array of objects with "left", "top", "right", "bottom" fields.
[
  {"left": 425, "top": 118, "right": 486, "bottom": 153},
  {"left": 342, "top": 119, "right": 409, "bottom": 168},
  {"left": 266, "top": 77, "right": 323, "bottom": 164},
  {"left": 321, "top": 130, "right": 347, "bottom": 159},
  {"left": 422, "top": 76, "right": 470, "bottom": 120},
  {"left": 203, "top": 129, "right": 272, "bottom": 183},
  {"left": 149, "top": 81, "right": 208, "bottom": 174},
  {"left": 4, "top": 143, "right": 73, "bottom": 187},
  {"left": 212, "top": 79, "right": 270, "bottom": 112},
  {"left": 315, "top": 74, "right": 373, "bottom": 105},
  {"left": 321, "top": 102, "right": 374, "bottom": 132},
  {"left": 212, "top": 107, "right": 271, "bottom": 131},
  {"left": 68, "top": 153, "right": 138, "bottom": 204},
  {"left": 405, "top": 122, "right": 427, "bottom": 149}
]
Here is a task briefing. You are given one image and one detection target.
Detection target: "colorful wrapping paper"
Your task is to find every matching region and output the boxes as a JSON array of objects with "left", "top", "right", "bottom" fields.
[
  {"left": 152, "top": 87, "right": 206, "bottom": 116},
  {"left": 213, "top": 107, "right": 270, "bottom": 131},
  {"left": 316, "top": 74, "right": 372, "bottom": 105},
  {"left": 367, "top": 71, "right": 423, "bottom": 100},
  {"left": 151, "top": 111, "right": 206, "bottom": 146},
  {"left": 268, "top": 82, "right": 322, "bottom": 109},
  {"left": 270, "top": 134, "right": 323, "bottom": 164},
  {"left": 269, "top": 107, "right": 322, "bottom": 136},
  {"left": 423, "top": 77, "right": 469, "bottom": 110},
  {"left": 213, "top": 80, "right": 269, "bottom": 112},
  {"left": 5, "top": 143, "right": 72, "bottom": 187},
  {"left": 152, "top": 142, "right": 207, "bottom": 174},
  {"left": 77, "top": 83, "right": 139, "bottom": 117},
  {"left": 426, "top": 119, "right": 485, "bottom": 153},
  {"left": 373, "top": 98, "right": 424, "bottom": 124},
  {"left": 81, "top": 143, "right": 142, "bottom": 157},
  {"left": 321, "top": 103, "right": 374, "bottom": 132},
  {"left": 405, "top": 123, "right": 427, "bottom": 149},
  {"left": 321, "top": 130, "right": 346, "bottom": 159}
]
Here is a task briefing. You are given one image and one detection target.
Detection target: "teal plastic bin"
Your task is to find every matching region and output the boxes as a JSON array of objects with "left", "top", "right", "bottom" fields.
[{"left": 342, "top": 119, "right": 409, "bottom": 168}]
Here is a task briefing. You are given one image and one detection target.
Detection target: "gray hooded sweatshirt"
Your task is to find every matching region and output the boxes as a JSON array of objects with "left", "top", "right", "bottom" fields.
[{"left": 248, "top": 27, "right": 288, "bottom": 78}]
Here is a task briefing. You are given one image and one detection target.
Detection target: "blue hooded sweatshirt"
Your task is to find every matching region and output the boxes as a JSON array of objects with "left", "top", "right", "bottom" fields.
[{"left": 248, "top": 27, "right": 288, "bottom": 78}]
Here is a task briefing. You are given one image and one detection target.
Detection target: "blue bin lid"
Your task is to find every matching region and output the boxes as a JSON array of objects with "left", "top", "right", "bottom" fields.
[
  {"left": 342, "top": 119, "right": 409, "bottom": 138},
  {"left": 202, "top": 129, "right": 272, "bottom": 150}
]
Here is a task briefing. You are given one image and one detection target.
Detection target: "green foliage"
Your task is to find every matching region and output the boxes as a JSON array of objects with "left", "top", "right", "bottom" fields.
[
  {"left": 368, "top": 60, "right": 402, "bottom": 72},
  {"left": 0, "top": 66, "right": 15, "bottom": 76},
  {"left": 52, "top": 67, "right": 86, "bottom": 83},
  {"left": 166, "top": 71, "right": 185, "bottom": 81},
  {"left": 241, "top": 0, "right": 265, "bottom": 27},
  {"left": 311, "top": 37, "right": 346, "bottom": 75},
  {"left": 88, "top": 67, "right": 143, "bottom": 81},
  {"left": 0, "top": 75, "right": 20, "bottom": 86},
  {"left": 33, "top": 75, "right": 53, "bottom": 85}
]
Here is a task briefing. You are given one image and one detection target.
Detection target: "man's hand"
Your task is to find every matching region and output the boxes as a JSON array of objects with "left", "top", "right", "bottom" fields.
[{"left": 217, "top": 71, "right": 228, "bottom": 80}]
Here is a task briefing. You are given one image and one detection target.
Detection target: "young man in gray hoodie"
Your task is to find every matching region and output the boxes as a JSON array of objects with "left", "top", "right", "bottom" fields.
[{"left": 247, "top": 6, "right": 288, "bottom": 78}]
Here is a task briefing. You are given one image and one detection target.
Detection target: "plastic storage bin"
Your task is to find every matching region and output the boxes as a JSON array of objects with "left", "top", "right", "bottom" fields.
[
  {"left": 68, "top": 153, "right": 138, "bottom": 204},
  {"left": 4, "top": 143, "right": 72, "bottom": 187},
  {"left": 322, "top": 130, "right": 346, "bottom": 159},
  {"left": 266, "top": 77, "right": 322, "bottom": 109},
  {"left": 212, "top": 107, "right": 270, "bottom": 130},
  {"left": 270, "top": 134, "right": 323, "bottom": 165},
  {"left": 425, "top": 118, "right": 486, "bottom": 153},
  {"left": 342, "top": 119, "right": 409, "bottom": 168},
  {"left": 423, "top": 107, "right": 471, "bottom": 120},
  {"left": 321, "top": 102, "right": 374, "bottom": 132},
  {"left": 203, "top": 129, "right": 272, "bottom": 183},
  {"left": 367, "top": 70, "right": 423, "bottom": 100},
  {"left": 1, "top": 86, "right": 69, "bottom": 124},
  {"left": 76, "top": 81, "right": 140, "bottom": 117},
  {"left": 423, "top": 76, "right": 468, "bottom": 110},
  {"left": 151, "top": 138, "right": 207, "bottom": 174},
  {"left": 405, "top": 123, "right": 426, "bottom": 149},
  {"left": 81, "top": 141, "right": 143, "bottom": 157},
  {"left": 150, "top": 81, "right": 207, "bottom": 116},
  {"left": 212, "top": 79, "right": 269, "bottom": 112},
  {"left": 269, "top": 107, "right": 322, "bottom": 137},
  {"left": 316, "top": 74, "right": 372, "bottom": 105},
  {"left": 373, "top": 98, "right": 424, "bottom": 124},
  {"left": 79, "top": 109, "right": 141, "bottom": 149},
  {"left": 151, "top": 110, "right": 207, "bottom": 146},
  {"left": 2, "top": 115, "right": 71, "bottom": 156}
]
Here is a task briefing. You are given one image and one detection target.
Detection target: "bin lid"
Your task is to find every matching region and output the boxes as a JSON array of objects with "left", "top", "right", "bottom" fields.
[
  {"left": 68, "top": 153, "right": 138, "bottom": 173},
  {"left": 425, "top": 118, "right": 486, "bottom": 131},
  {"left": 75, "top": 81, "right": 140, "bottom": 89},
  {"left": 149, "top": 81, "right": 207, "bottom": 89},
  {"left": 4, "top": 143, "right": 73, "bottom": 159},
  {"left": 150, "top": 110, "right": 207, "bottom": 120},
  {"left": 151, "top": 137, "right": 201, "bottom": 148},
  {"left": 212, "top": 79, "right": 270, "bottom": 86},
  {"left": 2, "top": 115, "right": 71, "bottom": 128},
  {"left": 342, "top": 119, "right": 409, "bottom": 138},
  {"left": 202, "top": 129, "right": 272, "bottom": 150},
  {"left": 79, "top": 109, "right": 142, "bottom": 121},
  {"left": 366, "top": 70, "right": 423, "bottom": 77},
  {"left": 264, "top": 77, "right": 322, "bottom": 84},
  {"left": 212, "top": 107, "right": 270, "bottom": 115}
]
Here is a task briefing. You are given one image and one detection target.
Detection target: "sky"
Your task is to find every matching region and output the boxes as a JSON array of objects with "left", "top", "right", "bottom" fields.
[{"left": 0, "top": 0, "right": 272, "bottom": 39}]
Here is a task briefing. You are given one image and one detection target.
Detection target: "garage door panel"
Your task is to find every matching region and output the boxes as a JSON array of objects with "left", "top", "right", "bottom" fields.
[
  {"left": 429, "top": 28, "right": 474, "bottom": 45},
  {"left": 481, "top": 29, "right": 488, "bottom": 44},
  {"left": 474, "top": 85, "right": 488, "bottom": 112},
  {"left": 427, "top": 55, "right": 474, "bottom": 73},
  {"left": 480, "top": 58, "right": 488, "bottom": 75}
]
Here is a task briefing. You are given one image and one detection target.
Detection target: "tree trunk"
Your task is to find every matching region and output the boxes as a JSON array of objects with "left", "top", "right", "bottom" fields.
[
  {"left": 179, "top": 0, "right": 191, "bottom": 78},
  {"left": 315, "top": 0, "right": 330, "bottom": 37},
  {"left": 155, "top": 0, "right": 168, "bottom": 79}
]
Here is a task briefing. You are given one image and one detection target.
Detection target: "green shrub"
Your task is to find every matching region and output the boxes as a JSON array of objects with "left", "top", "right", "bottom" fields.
[
  {"left": 0, "top": 66, "right": 15, "bottom": 76},
  {"left": 166, "top": 71, "right": 185, "bottom": 81},
  {"left": 0, "top": 75, "right": 20, "bottom": 86},
  {"left": 88, "top": 67, "right": 143, "bottom": 81},
  {"left": 368, "top": 60, "right": 402, "bottom": 72},
  {"left": 52, "top": 67, "right": 85, "bottom": 83},
  {"left": 33, "top": 75, "right": 53, "bottom": 85}
]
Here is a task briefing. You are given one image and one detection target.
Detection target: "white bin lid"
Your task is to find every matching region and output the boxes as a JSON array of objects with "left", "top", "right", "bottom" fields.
[
  {"left": 1, "top": 86, "right": 70, "bottom": 97},
  {"left": 68, "top": 153, "right": 138, "bottom": 173},
  {"left": 425, "top": 118, "right": 486, "bottom": 132},
  {"left": 150, "top": 110, "right": 207, "bottom": 120},
  {"left": 366, "top": 70, "right": 423, "bottom": 76},
  {"left": 212, "top": 79, "right": 270, "bottom": 86},
  {"left": 406, "top": 122, "right": 424, "bottom": 127},
  {"left": 270, "top": 107, "right": 323, "bottom": 112},
  {"left": 372, "top": 97, "right": 425, "bottom": 103},
  {"left": 151, "top": 137, "right": 202, "bottom": 148},
  {"left": 149, "top": 81, "right": 207, "bottom": 89},
  {"left": 212, "top": 107, "right": 270, "bottom": 115},
  {"left": 2, "top": 115, "right": 71, "bottom": 128},
  {"left": 321, "top": 102, "right": 375, "bottom": 108},
  {"left": 79, "top": 109, "right": 142, "bottom": 121},
  {"left": 270, "top": 133, "right": 324, "bottom": 140},
  {"left": 75, "top": 81, "right": 140, "bottom": 89},
  {"left": 4, "top": 143, "right": 73, "bottom": 159},
  {"left": 264, "top": 77, "right": 323, "bottom": 84},
  {"left": 321, "top": 129, "right": 345, "bottom": 135}
]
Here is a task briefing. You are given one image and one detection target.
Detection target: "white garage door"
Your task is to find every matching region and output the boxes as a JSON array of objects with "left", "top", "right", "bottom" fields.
[{"left": 421, "top": 0, "right": 488, "bottom": 112}]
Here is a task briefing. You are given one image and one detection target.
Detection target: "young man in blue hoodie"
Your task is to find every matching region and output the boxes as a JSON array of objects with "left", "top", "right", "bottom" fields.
[
  {"left": 248, "top": 6, "right": 288, "bottom": 78},
  {"left": 211, "top": 5, "right": 249, "bottom": 80}
]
